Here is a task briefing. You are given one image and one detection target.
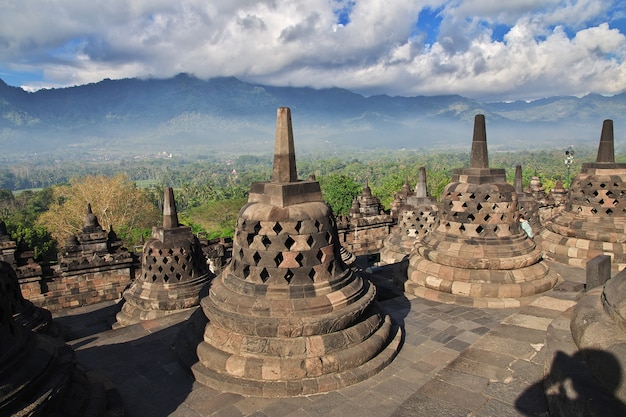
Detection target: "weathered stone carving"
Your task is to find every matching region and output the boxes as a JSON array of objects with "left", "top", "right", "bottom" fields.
[
  {"left": 540, "top": 120, "right": 626, "bottom": 270},
  {"left": 381, "top": 167, "right": 439, "bottom": 265},
  {"left": 115, "top": 187, "right": 211, "bottom": 327},
  {"left": 405, "top": 115, "right": 558, "bottom": 307},
  {"left": 177, "top": 107, "right": 401, "bottom": 397}
]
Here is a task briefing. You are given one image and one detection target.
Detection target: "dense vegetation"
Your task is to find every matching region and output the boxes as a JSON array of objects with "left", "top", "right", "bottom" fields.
[{"left": 0, "top": 146, "right": 603, "bottom": 264}]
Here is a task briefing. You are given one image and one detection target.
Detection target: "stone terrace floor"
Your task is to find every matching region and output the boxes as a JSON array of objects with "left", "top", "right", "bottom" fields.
[{"left": 52, "top": 260, "right": 589, "bottom": 417}]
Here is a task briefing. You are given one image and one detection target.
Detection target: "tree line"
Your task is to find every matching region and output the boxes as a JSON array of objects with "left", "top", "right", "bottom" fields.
[{"left": 0, "top": 146, "right": 599, "bottom": 264}]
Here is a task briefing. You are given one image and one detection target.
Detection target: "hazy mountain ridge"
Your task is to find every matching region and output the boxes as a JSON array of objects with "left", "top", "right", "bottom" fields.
[{"left": 1, "top": 74, "right": 625, "bottom": 158}]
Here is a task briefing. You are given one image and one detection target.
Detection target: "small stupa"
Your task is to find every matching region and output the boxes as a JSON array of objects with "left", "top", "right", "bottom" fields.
[
  {"left": 540, "top": 120, "right": 626, "bottom": 270},
  {"left": 115, "top": 187, "right": 211, "bottom": 326},
  {"left": 380, "top": 167, "right": 439, "bottom": 265},
  {"left": 177, "top": 107, "right": 401, "bottom": 397},
  {"left": 405, "top": 115, "right": 558, "bottom": 308}
]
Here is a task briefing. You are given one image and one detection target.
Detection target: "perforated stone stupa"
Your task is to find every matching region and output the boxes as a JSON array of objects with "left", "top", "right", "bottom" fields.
[
  {"left": 115, "top": 187, "right": 211, "bottom": 327},
  {"left": 381, "top": 167, "right": 439, "bottom": 265},
  {"left": 405, "top": 115, "right": 558, "bottom": 308},
  {"left": 539, "top": 120, "right": 626, "bottom": 270},
  {"left": 177, "top": 107, "right": 401, "bottom": 397}
]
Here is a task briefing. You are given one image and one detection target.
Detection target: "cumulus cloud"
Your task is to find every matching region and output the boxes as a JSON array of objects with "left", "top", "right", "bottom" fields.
[{"left": 0, "top": 0, "right": 624, "bottom": 101}]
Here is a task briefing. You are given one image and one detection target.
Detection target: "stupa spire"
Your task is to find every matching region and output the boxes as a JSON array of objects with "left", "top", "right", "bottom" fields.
[
  {"left": 514, "top": 165, "right": 523, "bottom": 194},
  {"left": 272, "top": 107, "right": 297, "bottom": 183},
  {"left": 596, "top": 119, "right": 615, "bottom": 163},
  {"left": 470, "top": 114, "right": 489, "bottom": 169},
  {"left": 163, "top": 187, "right": 179, "bottom": 229},
  {"left": 415, "top": 167, "right": 428, "bottom": 198}
]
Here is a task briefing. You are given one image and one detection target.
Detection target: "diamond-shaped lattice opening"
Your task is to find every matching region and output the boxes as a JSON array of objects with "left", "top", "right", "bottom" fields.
[
  {"left": 181, "top": 263, "right": 188, "bottom": 270},
  {"left": 261, "top": 235, "right": 272, "bottom": 248},
  {"left": 243, "top": 265, "right": 250, "bottom": 278},
  {"left": 585, "top": 199, "right": 591, "bottom": 205},
  {"left": 295, "top": 221, "right": 302, "bottom": 233},
  {"left": 147, "top": 265, "right": 153, "bottom": 271},
  {"left": 325, "top": 231, "right": 333, "bottom": 244},
  {"left": 444, "top": 222, "right": 451, "bottom": 229},
  {"left": 315, "top": 220, "right": 321, "bottom": 231},
  {"left": 500, "top": 214, "right": 505, "bottom": 221},
  {"left": 492, "top": 204, "right": 498, "bottom": 210},
  {"left": 152, "top": 257, "right": 157, "bottom": 263},
  {"left": 306, "top": 235, "right": 315, "bottom": 248},
  {"left": 614, "top": 199, "right": 620, "bottom": 206},
  {"left": 260, "top": 268, "right": 270, "bottom": 282},
  {"left": 176, "top": 272, "right": 182, "bottom": 281},
  {"left": 174, "top": 255, "right": 180, "bottom": 263},
  {"left": 476, "top": 203, "right": 483, "bottom": 211},
  {"left": 600, "top": 183, "right": 606, "bottom": 188},
  {"left": 274, "top": 252, "right": 284, "bottom": 267},
  {"left": 157, "top": 249, "right": 163, "bottom": 256},
  {"left": 467, "top": 214, "right": 475, "bottom": 221},
  {"left": 462, "top": 202, "right": 468, "bottom": 208},
  {"left": 308, "top": 269, "right": 316, "bottom": 281},
  {"left": 606, "top": 208, "right": 614, "bottom": 215},
  {"left": 247, "top": 233, "right": 254, "bottom": 246},
  {"left": 459, "top": 224, "right": 466, "bottom": 233},
  {"left": 452, "top": 212, "right": 459, "bottom": 218},
  {"left": 238, "top": 248, "right": 244, "bottom": 260},
  {"left": 448, "top": 201, "right": 454, "bottom": 208},
  {"left": 253, "top": 252, "right": 262, "bottom": 265},
  {"left": 485, "top": 194, "right": 492, "bottom": 201},
  {"left": 284, "top": 269, "right": 294, "bottom": 284},
  {"left": 607, "top": 190, "right": 614, "bottom": 197},
  {"left": 158, "top": 266, "right": 163, "bottom": 273},
  {"left": 284, "top": 236, "right": 295, "bottom": 250},
  {"left": 273, "top": 222, "right": 283, "bottom": 234},
  {"left": 316, "top": 250, "right": 324, "bottom": 262},
  {"left": 484, "top": 213, "right": 491, "bottom": 221},
  {"left": 169, "top": 248, "right": 176, "bottom": 255},
  {"left": 476, "top": 225, "right": 484, "bottom": 234},
  {"left": 295, "top": 253, "right": 304, "bottom": 266},
  {"left": 587, "top": 182, "right": 593, "bottom": 187},
  {"left": 254, "top": 222, "right": 262, "bottom": 234},
  {"left": 614, "top": 183, "right": 619, "bottom": 187},
  {"left": 469, "top": 193, "right": 476, "bottom": 199},
  {"left": 593, "top": 190, "right": 599, "bottom": 197},
  {"left": 327, "top": 261, "right": 334, "bottom": 275},
  {"left": 163, "top": 274, "right": 170, "bottom": 283},
  {"left": 162, "top": 257, "right": 169, "bottom": 264},
  {"left": 169, "top": 266, "right": 175, "bottom": 273},
  {"left": 599, "top": 199, "right": 605, "bottom": 205},
  {"left": 591, "top": 208, "right": 598, "bottom": 214},
  {"left": 493, "top": 225, "right": 499, "bottom": 233},
  {"left": 150, "top": 274, "right": 158, "bottom": 282}
]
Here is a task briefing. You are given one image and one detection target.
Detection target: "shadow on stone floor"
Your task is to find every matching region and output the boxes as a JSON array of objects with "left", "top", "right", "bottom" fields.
[
  {"left": 74, "top": 321, "right": 195, "bottom": 417},
  {"left": 516, "top": 348, "right": 626, "bottom": 416},
  {"left": 54, "top": 301, "right": 122, "bottom": 341}
]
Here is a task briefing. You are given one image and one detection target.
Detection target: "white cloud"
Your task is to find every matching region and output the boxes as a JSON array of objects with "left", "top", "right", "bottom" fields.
[{"left": 0, "top": 0, "right": 624, "bottom": 101}]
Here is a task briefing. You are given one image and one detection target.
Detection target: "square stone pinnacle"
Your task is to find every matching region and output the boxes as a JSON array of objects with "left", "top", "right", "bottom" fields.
[{"left": 272, "top": 107, "right": 298, "bottom": 183}]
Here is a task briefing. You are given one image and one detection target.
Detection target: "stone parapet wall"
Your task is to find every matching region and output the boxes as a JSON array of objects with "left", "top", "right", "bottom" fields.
[{"left": 35, "top": 267, "right": 132, "bottom": 311}]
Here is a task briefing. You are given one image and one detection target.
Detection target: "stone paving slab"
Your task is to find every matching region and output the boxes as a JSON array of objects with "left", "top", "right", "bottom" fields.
[{"left": 48, "top": 261, "right": 590, "bottom": 416}]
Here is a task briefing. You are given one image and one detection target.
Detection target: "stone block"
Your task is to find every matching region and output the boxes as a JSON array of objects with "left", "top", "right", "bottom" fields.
[{"left": 586, "top": 255, "right": 612, "bottom": 290}]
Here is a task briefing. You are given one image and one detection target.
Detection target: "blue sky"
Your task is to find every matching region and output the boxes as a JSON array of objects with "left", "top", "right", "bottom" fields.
[{"left": 1, "top": 0, "right": 625, "bottom": 102}]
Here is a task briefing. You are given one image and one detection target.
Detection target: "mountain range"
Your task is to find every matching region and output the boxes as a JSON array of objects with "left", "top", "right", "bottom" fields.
[{"left": 1, "top": 73, "right": 625, "bottom": 159}]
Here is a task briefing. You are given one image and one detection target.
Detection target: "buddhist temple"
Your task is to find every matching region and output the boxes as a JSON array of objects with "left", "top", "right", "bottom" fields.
[
  {"left": 47, "top": 204, "right": 135, "bottom": 311},
  {"left": 176, "top": 107, "right": 401, "bottom": 397},
  {"left": 514, "top": 165, "right": 540, "bottom": 231},
  {"left": 115, "top": 187, "right": 212, "bottom": 327},
  {"left": 405, "top": 115, "right": 558, "bottom": 308},
  {"left": 539, "top": 120, "right": 626, "bottom": 270},
  {"left": 380, "top": 167, "right": 439, "bottom": 265}
]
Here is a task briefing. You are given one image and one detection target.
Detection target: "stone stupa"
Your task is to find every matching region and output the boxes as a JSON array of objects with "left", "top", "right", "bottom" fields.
[
  {"left": 380, "top": 167, "right": 439, "bottom": 265},
  {"left": 405, "top": 115, "right": 558, "bottom": 308},
  {"left": 0, "top": 262, "right": 123, "bottom": 416},
  {"left": 539, "top": 120, "right": 626, "bottom": 270},
  {"left": 115, "top": 187, "right": 212, "bottom": 327},
  {"left": 176, "top": 107, "right": 401, "bottom": 397}
]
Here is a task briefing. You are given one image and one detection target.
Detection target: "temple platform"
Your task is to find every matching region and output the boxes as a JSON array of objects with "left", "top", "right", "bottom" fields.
[{"left": 51, "top": 260, "right": 611, "bottom": 416}]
